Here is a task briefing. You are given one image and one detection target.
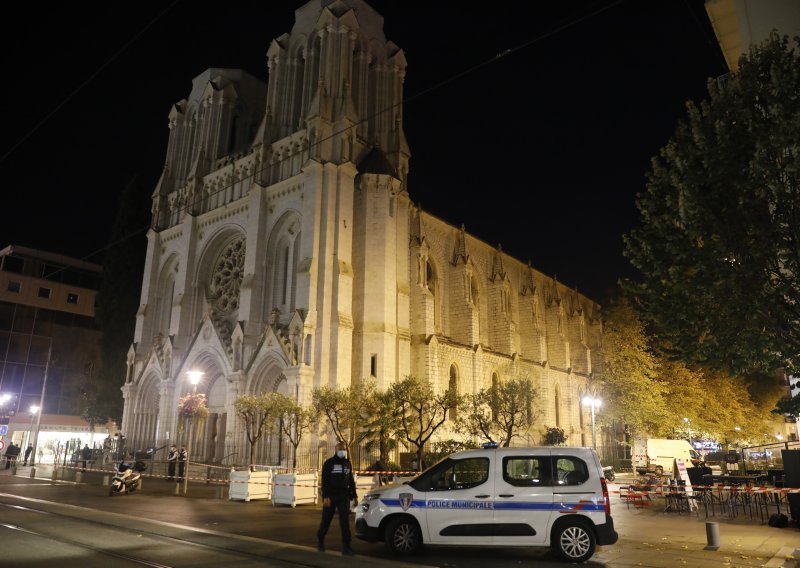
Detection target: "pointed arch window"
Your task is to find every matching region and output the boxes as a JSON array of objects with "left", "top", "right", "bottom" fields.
[
  {"left": 270, "top": 227, "right": 301, "bottom": 316},
  {"left": 426, "top": 261, "right": 435, "bottom": 295},
  {"left": 554, "top": 387, "right": 561, "bottom": 427}
]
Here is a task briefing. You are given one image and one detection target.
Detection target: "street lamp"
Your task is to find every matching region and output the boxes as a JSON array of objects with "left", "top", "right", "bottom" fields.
[
  {"left": 186, "top": 370, "right": 204, "bottom": 394},
  {"left": 582, "top": 396, "right": 601, "bottom": 450}
]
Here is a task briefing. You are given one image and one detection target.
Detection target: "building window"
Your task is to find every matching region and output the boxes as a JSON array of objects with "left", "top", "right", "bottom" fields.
[
  {"left": 67, "top": 293, "right": 79, "bottom": 305},
  {"left": 7, "top": 281, "right": 20, "bottom": 293},
  {"left": 38, "top": 287, "right": 51, "bottom": 299},
  {"left": 370, "top": 354, "right": 378, "bottom": 377}
]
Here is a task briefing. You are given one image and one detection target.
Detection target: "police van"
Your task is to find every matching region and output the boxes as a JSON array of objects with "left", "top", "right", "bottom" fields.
[{"left": 355, "top": 444, "right": 617, "bottom": 562}]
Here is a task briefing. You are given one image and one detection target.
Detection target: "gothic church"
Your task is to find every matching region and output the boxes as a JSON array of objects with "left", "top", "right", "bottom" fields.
[{"left": 120, "top": 0, "right": 603, "bottom": 465}]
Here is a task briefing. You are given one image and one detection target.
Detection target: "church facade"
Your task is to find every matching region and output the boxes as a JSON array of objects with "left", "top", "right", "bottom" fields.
[{"left": 119, "top": 0, "right": 603, "bottom": 466}]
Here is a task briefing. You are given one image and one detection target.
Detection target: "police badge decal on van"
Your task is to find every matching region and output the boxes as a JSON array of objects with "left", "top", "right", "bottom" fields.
[{"left": 399, "top": 493, "right": 413, "bottom": 511}]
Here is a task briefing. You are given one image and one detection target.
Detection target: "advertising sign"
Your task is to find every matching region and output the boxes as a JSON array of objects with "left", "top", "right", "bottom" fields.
[{"left": 675, "top": 458, "right": 697, "bottom": 511}]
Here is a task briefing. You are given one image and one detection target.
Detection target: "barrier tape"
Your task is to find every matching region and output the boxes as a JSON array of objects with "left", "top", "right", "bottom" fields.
[
  {"left": 614, "top": 483, "right": 800, "bottom": 496},
  {"left": 56, "top": 463, "right": 414, "bottom": 489}
]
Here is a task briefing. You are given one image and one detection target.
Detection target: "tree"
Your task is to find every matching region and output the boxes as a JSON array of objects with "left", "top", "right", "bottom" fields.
[
  {"left": 388, "top": 375, "right": 458, "bottom": 466},
  {"left": 542, "top": 427, "right": 566, "bottom": 446},
  {"left": 311, "top": 382, "right": 372, "bottom": 456},
  {"left": 361, "top": 388, "right": 402, "bottom": 464},
  {"left": 233, "top": 393, "right": 283, "bottom": 468},
  {"left": 596, "top": 297, "right": 668, "bottom": 436},
  {"left": 94, "top": 175, "right": 149, "bottom": 423},
  {"left": 276, "top": 394, "right": 317, "bottom": 469},
  {"left": 459, "top": 376, "right": 539, "bottom": 446},
  {"left": 623, "top": 33, "right": 800, "bottom": 374}
]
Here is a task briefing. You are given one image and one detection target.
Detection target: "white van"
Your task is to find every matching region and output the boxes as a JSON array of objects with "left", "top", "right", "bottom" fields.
[
  {"left": 354, "top": 444, "right": 618, "bottom": 563},
  {"left": 634, "top": 438, "right": 702, "bottom": 476}
]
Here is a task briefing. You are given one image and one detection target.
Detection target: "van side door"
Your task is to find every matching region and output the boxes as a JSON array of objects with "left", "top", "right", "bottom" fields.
[
  {"left": 551, "top": 453, "right": 606, "bottom": 528},
  {"left": 423, "top": 456, "right": 494, "bottom": 545},
  {"left": 493, "top": 451, "right": 552, "bottom": 545}
]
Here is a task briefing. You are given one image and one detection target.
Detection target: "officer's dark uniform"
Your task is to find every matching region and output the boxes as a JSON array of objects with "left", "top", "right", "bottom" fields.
[{"left": 316, "top": 447, "right": 357, "bottom": 554}]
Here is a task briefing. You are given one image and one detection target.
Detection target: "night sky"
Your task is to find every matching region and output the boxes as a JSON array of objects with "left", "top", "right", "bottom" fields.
[{"left": 0, "top": 0, "right": 727, "bottom": 302}]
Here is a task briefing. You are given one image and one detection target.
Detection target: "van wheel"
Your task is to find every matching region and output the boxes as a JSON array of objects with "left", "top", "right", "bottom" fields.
[
  {"left": 384, "top": 517, "right": 422, "bottom": 555},
  {"left": 553, "top": 521, "right": 596, "bottom": 563}
]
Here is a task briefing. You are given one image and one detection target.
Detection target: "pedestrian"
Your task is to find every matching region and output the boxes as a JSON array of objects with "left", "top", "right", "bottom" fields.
[
  {"left": 23, "top": 444, "right": 33, "bottom": 466},
  {"left": 316, "top": 442, "right": 357, "bottom": 555},
  {"left": 102, "top": 436, "right": 112, "bottom": 464},
  {"left": 370, "top": 458, "right": 388, "bottom": 486},
  {"left": 167, "top": 444, "right": 178, "bottom": 481},
  {"left": 411, "top": 458, "right": 418, "bottom": 472},
  {"left": 81, "top": 444, "right": 92, "bottom": 470},
  {"left": 4, "top": 443, "right": 17, "bottom": 469},
  {"left": 177, "top": 446, "right": 188, "bottom": 481}
]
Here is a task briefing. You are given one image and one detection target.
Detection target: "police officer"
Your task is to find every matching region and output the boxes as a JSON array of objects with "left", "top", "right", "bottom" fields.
[
  {"left": 316, "top": 442, "right": 357, "bottom": 555},
  {"left": 177, "top": 446, "right": 188, "bottom": 481},
  {"left": 167, "top": 444, "right": 178, "bottom": 481}
]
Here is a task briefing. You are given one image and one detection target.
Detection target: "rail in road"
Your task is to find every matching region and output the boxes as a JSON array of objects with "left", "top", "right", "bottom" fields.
[{"left": 0, "top": 492, "right": 422, "bottom": 568}]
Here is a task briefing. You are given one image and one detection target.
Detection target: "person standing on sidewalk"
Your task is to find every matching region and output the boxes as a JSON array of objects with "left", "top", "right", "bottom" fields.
[
  {"left": 177, "top": 446, "right": 188, "bottom": 481},
  {"left": 167, "top": 444, "right": 178, "bottom": 481},
  {"left": 4, "top": 443, "right": 18, "bottom": 469},
  {"left": 316, "top": 442, "right": 357, "bottom": 555},
  {"left": 80, "top": 444, "right": 92, "bottom": 470},
  {"left": 23, "top": 444, "right": 33, "bottom": 466}
]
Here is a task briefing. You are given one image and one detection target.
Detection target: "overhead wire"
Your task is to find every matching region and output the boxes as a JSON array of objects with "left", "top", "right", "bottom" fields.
[
  {"left": 0, "top": 0, "right": 183, "bottom": 166},
  {"left": 44, "top": 0, "right": 626, "bottom": 278}
]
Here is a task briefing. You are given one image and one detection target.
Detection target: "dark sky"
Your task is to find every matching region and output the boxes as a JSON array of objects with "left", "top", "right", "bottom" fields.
[{"left": 0, "top": 0, "right": 727, "bottom": 302}]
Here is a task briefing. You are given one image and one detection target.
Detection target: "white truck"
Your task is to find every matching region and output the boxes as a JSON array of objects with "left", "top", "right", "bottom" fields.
[{"left": 633, "top": 437, "right": 703, "bottom": 477}]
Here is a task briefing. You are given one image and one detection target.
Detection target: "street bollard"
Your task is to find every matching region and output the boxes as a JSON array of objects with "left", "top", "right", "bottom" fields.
[
  {"left": 29, "top": 467, "right": 35, "bottom": 478},
  {"left": 51, "top": 468, "right": 58, "bottom": 481},
  {"left": 103, "top": 475, "right": 110, "bottom": 486},
  {"left": 215, "top": 485, "right": 224, "bottom": 499},
  {"left": 174, "top": 481, "right": 181, "bottom": 496},
  {"left": 704, "top": 522, "right": 720, "bottom": 551},
  {"left": 75, "top": 471, "right": 83, "bottom": 483}
]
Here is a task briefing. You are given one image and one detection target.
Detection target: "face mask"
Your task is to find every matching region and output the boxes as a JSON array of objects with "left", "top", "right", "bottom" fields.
[{"left": 336, "top": 450, "right": 347, "bottom": 459}]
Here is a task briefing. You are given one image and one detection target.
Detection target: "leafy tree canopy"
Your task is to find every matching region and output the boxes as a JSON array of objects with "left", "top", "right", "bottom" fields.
[
  {"left": 388, "top": 375, "right": 459, "bottom": 465},
  {"left": 623, "top": 33, "right": 800, "bottom": 374},
  {"left": 458, "top": 375, "right": 539, "bottom": 447}
]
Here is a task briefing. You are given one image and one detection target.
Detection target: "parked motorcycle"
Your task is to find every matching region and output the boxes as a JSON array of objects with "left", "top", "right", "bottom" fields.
[
  {"left": 602, "top": 465, "right": 615, "bottom": 482},
  {"left": 109, "top": 459, "right": 147, "bottom": 496}
]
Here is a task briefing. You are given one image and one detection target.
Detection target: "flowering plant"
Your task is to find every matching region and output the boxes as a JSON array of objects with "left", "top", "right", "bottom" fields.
[
  {"left": 178, "top": 393, "right": 209, "bottom": 434},
  {"left": 178, "top": 393, "right": 210, "bottom": 419}
]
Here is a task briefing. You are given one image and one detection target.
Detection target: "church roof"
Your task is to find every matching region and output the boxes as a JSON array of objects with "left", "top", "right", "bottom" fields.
[{"left": 358, "top": 147, "right": 397, "bottom": 177}]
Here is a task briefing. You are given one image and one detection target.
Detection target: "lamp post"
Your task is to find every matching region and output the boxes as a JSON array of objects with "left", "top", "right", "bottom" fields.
[
  {"left": 27, "top": 405, "right": 39, "bottom": 455},
  {"left": 582, "top": 396, "right": 601, "bottom": 450},
  {"left": 30, "top": 341, "right": 52, "bottom": 471},
  {"left": 186, "top": 370, "right": 204, "bottom": 394}
]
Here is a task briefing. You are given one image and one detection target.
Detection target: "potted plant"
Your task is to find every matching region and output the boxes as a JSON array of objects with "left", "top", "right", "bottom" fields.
[
  {"left": 229, "top": 393, "right": 282, "bottom": 502},
  {"left": 271, "top": 395, "right": 319, "bottom": 507}
]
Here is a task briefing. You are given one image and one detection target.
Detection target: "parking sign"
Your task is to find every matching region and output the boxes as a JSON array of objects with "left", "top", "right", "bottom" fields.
[{"left": 0, "top": 425, "right": 7, "bottom": 436}]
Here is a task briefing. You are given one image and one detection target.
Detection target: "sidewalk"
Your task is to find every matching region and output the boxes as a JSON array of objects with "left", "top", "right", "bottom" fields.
[
  {"left": 606, "top": 475, "right": 800, "bottom": 567},
  {"left": 1, "top": 465, "right": 799, "bottom": 567}
]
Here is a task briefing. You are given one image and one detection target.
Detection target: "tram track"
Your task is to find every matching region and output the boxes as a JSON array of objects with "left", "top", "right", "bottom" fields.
[
  {"left": 1, "top": 521, "right": 173, "bottom": 567},
  {"left": 0, "top": 496, "right": 334, "bottom": 568}
]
